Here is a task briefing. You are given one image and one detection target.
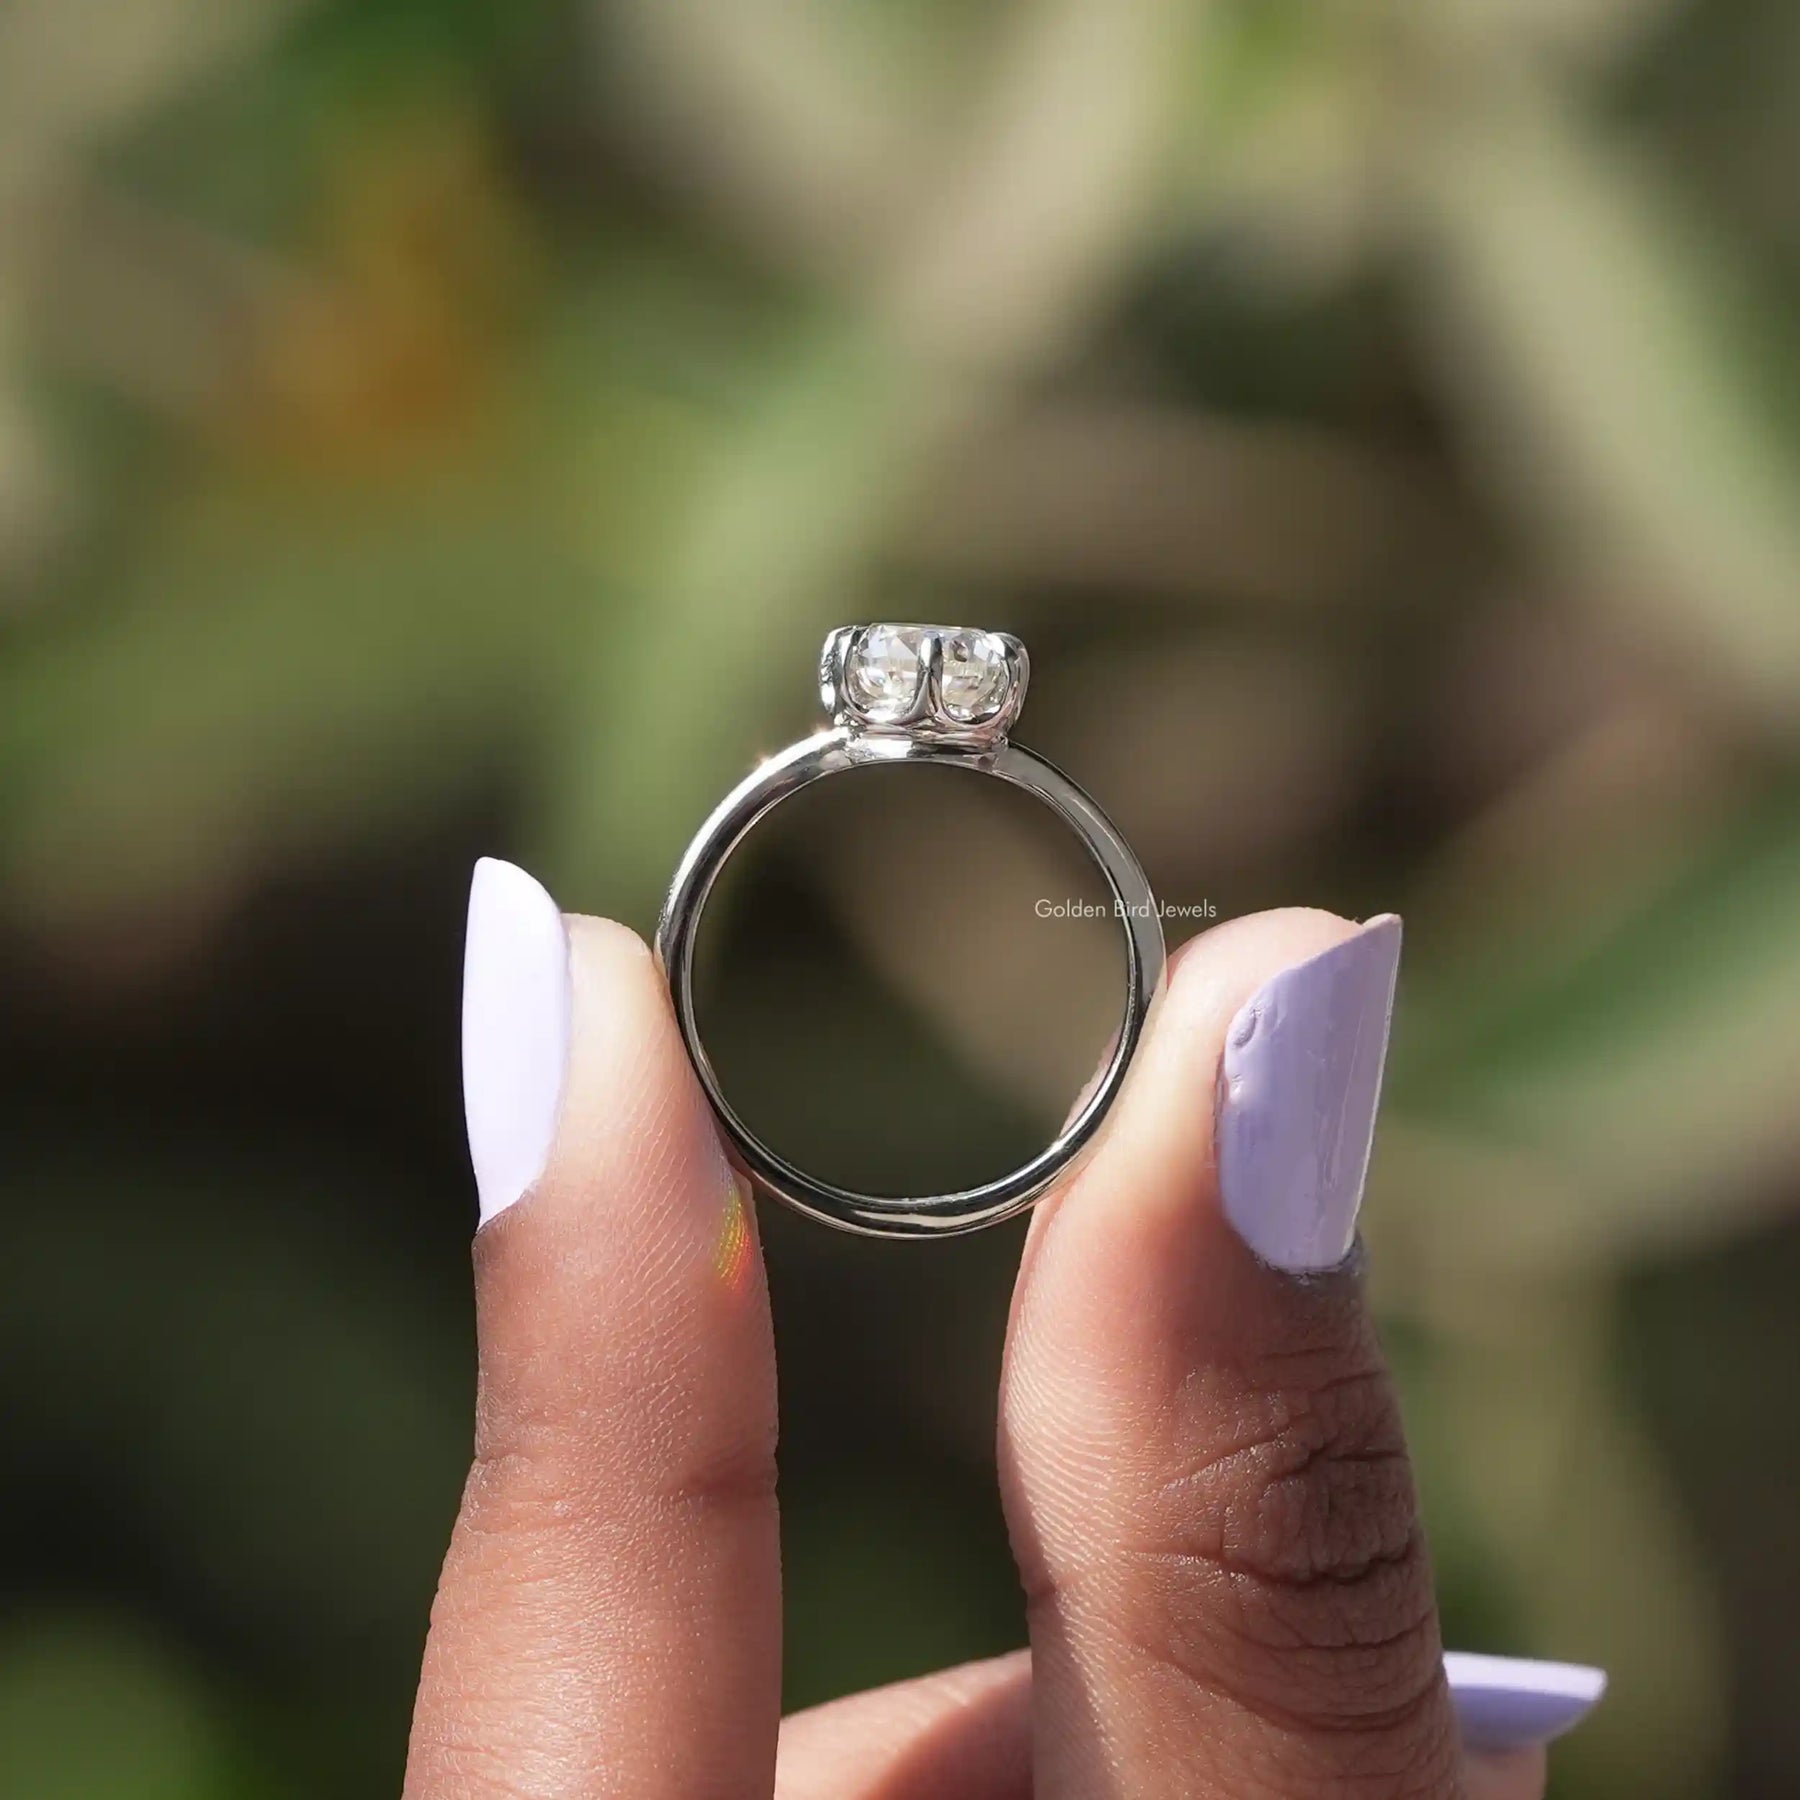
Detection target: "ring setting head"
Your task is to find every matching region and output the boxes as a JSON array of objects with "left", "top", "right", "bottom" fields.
[{"left": 821, "top": 623, "right": 1029, "bottom": 746}]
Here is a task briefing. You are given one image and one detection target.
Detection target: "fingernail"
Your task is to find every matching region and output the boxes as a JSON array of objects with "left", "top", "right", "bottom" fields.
[
  {"left": 1215, "top": 915, "right": 1402, "bottom": 1272},
  {"left": 462, "top": 857, "right": 570, "bottom": 1225},
  {"left": 1445, "top": 1651, "right": 1608, "bottom": 1750}
]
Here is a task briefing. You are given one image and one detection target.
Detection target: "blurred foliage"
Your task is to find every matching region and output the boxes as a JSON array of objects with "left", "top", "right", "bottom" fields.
[{"left": 4, "top": 0, "right": 1800, "bottom": 1794}]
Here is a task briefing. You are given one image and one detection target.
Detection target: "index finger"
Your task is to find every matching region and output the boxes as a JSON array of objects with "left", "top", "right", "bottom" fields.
[{"left": 404, "top": 860, "right": 781, "bottom": 1800}]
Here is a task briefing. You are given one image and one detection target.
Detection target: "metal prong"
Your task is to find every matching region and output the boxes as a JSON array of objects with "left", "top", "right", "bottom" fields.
[{"left": 818, "top": 624, "right": 858, "bottom": 720}]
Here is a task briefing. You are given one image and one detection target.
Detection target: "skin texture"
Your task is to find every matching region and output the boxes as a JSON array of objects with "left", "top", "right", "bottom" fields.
[{"left": 406, "top": 907, "right": 1552, "bottom": 1800}]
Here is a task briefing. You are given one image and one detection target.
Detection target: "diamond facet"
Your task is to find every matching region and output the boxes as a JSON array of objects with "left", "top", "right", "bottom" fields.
[
  {"left": 938, "top": 629, "right": 1010, "bottom": 722},
  {"left": 845, "top": 624, "right": 926, "bottom": 722}
]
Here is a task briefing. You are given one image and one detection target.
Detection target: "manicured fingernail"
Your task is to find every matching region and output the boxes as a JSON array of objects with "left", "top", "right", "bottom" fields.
[
  {"left": 462, "top": 857, "right": 570, "bottom": 1225},
  {"left": 1445, "top": 1651, "right": 1608, "bottom": 1750},
  {"left": 1215, "top": 915, "right": 1402, "bottom": 1272}
]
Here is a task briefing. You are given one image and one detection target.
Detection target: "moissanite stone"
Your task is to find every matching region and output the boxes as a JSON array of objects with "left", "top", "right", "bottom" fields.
[
  {"left": 938, "top": 629, "right": 1010, "bottom": 722},
  {"left": 846, "top": 624, "right": 926, "bottom": 721}
]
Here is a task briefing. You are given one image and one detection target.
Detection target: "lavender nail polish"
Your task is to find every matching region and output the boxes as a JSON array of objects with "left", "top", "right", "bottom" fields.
[
  {"left": 1445, "top": 1652, "right": 1608, "bottom": 1750},
  {"left": 1215, "top": 916, "right": 1402, "bottom": 1273}
]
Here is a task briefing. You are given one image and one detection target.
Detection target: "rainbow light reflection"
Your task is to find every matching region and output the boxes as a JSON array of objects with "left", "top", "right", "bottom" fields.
[{"left": 713, "top": 1171, "right": 755, "bottom": 1295}]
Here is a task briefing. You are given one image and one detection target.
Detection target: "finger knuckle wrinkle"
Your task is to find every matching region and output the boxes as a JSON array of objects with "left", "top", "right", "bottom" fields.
[
  {"left": 1214, "top": 1365, "right": 1420, "bottom": 1592},
  {"left": 653, "top": 1422, "right": 781, "bottom": 1521},
  {"left": 464, "top": 1421, "right": 601, "bottom": 1536},
  {"left": 1132, "top": 1363, "right": 1442, "bottom": 1722},
  {"left": 465, "top": 1406, "right": 778, "bottom": 1539}
]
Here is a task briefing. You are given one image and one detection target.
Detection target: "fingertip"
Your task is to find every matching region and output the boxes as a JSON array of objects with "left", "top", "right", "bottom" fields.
[
  {"left": 1163, "top": 904, "right": 1363, "bottom": 996},
  {"left": 1015, "top": 906, "right": 1380, "bottom": 1327},
  {"left": 1036, "top": 905, "right": 1368, "bottom": 1259},
  {"left": 543, "top": 906, "right": 730, "bottom": 1206},
  {"left": 462, "top": 867, "right": 759, "bottom": 1350},
  {"left": 461, "top": 863, "right": 669, "bottom": 1232},
  {"left": 468, "top": 878, "right": 764, "bottom": 1381},
  {"left": 563, "top": 906, "right": 656, "bottom": 974}
]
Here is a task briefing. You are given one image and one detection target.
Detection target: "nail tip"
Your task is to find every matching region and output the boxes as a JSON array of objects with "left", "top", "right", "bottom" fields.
[
  {"left": 463, "top": 856, "right": 571, "bottom": 1228},
  {"left": 1241, "top": 915, "right": 1402, "bottom": 1019},
  {"left": 469, "top": 853, "right": 558, "bottom": 911},
  {"left": 1216, "top": 914, "right": 1403, "bottom": 1275},
  {"left": 1445, "top": 1652, "right": 1609, "bottom": 1748}
]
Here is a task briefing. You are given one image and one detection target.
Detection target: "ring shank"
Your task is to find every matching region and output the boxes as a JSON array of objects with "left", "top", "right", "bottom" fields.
[{"left": 654, "top": 726, "right": 1167, "bottom": 1237}]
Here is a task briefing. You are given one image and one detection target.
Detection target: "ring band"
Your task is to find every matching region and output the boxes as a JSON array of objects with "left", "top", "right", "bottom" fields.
[{"left": 655, "top": 624, "right": 1167, "bottom": 1238}]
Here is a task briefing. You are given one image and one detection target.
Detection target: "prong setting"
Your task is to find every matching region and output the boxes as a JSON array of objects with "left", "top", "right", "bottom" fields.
[{"left": 826, "top": 623, "right": 1029, "bottom": 747}]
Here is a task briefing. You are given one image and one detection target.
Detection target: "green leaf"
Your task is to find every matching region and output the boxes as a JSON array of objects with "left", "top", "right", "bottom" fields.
[
  {"left": 1416, "top": 84, "right": 1800, "bottom": 718},
  {"left": 1386, "top": 788, "right": 1800, "bottom": 1267}
]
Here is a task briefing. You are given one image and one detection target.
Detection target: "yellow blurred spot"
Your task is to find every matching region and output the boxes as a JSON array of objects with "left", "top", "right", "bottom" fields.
[{"left": 230, "top": 96, "right": 537, "bottom": 475}]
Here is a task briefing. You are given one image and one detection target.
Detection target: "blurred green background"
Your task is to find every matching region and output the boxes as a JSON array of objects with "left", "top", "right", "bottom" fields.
[{"left": 3, "top": 0, "right": 1799, "bottom": 1793}]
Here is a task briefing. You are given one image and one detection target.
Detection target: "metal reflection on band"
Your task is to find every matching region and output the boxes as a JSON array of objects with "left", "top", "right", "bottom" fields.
[{"left": 654, "top": 625, "right": 1166, "bottom": 1239}]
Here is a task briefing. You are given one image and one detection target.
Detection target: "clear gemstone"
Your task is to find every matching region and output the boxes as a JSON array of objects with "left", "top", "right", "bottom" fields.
[
  {"left": 846, "top": 624, "right": 926, "bottom": 721},
  {"left": 938, "top": 629, "right": 1010, "bottom": 722}
]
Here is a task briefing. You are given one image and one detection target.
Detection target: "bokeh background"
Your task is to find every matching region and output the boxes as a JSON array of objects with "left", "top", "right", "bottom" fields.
[{"left": 4, "top": 0, "right": 1799, "bottom": 1793}]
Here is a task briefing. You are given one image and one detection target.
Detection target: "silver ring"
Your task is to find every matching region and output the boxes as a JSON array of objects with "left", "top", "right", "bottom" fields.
[{"left": 655, "top": 624, "right": 1167, "bottom": 1239}]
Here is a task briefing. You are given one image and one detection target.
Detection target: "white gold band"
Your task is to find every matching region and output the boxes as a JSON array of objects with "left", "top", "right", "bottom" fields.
[{"left": 655, "top": 627, "right": 1167, "bottom": 1239}]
